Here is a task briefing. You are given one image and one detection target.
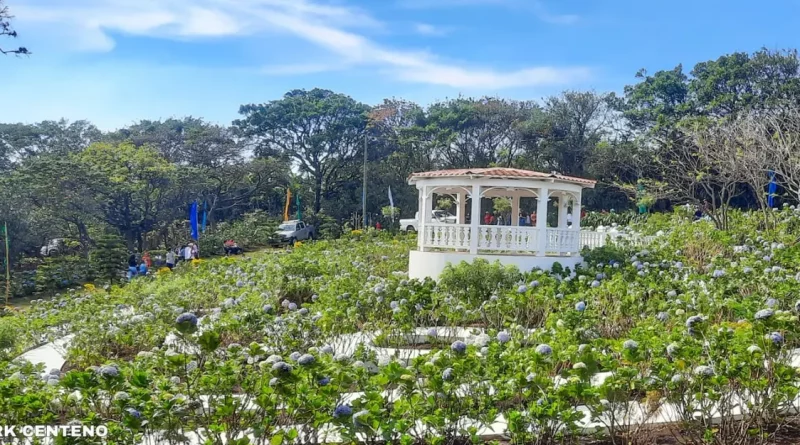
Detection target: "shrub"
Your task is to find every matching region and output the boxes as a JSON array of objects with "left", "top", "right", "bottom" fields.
[{"left": 438, "top": 259, "right": 522, "bottom": 305}]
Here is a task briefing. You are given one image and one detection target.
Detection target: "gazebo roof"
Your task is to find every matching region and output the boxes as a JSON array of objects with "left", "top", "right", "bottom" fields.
[{"left": 408, "top": 168, "right": 596, "bottom": 187}]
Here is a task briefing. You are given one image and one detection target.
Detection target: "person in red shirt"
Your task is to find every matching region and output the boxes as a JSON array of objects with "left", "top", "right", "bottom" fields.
[
  {"left": 483, "top": 211, "right": 492, "bottom": 225},
  {"left": 375, "top": 222, "right": 382, "bottom": 230}
]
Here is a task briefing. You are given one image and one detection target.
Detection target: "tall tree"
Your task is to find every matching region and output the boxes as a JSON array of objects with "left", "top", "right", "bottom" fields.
[
  {"left": 75, "top": 142, "right": 178, "bottom": 250},
  {"left": 235, "top": 89, "right": 370, "bottom": 214},
  {"left": 425, "top": 97, "right": 533, "bottom": 168},
  {"left": 0, "top": 120, "right": 101, "bottom": 167},
  {"left": 1, "top": 0, "right": 27, "bottom": 55}
]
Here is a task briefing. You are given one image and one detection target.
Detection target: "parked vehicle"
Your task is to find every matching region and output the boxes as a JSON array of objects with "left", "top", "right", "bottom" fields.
[
  {"left": 400, "top": 210, "right": 457, "bottom": 232},
  {"left": 274, "top": 220, "right": 316, "bottom": 244},
  {"left": 40, "top": 239, "right": 64, "bottom": 257}
]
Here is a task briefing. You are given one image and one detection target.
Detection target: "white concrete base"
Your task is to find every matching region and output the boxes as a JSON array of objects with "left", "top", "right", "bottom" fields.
[{"left": 409, "top": 250, "right": 584, "bottom": 280}]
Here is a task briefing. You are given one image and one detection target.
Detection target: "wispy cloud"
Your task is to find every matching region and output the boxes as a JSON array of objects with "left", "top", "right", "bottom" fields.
[
  {"left": 13, "top": 0, "right": 590, "bottom": 89},
  {"left": 396, "top": 0, "right": 579, "bottom": 25},
  {"left": 413, "top": 23, "right": 451, "bottom": 36}
]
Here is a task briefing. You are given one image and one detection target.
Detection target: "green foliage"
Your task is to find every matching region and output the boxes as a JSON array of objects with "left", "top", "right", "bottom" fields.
[
  {"left": 92, "top": 233, "right": 127, "bottom": 284},
  {"left": 34, "top": 255, "right": 95, "bottom": 292},
  {"left": 491, "top": 197, "right": 511, "bottom": 214},
  {"left": 197, "top": 210, "right": 279, "bottom": 255},
  {"left": 438, "top": 259, "right": 522, "bottom": 306}
]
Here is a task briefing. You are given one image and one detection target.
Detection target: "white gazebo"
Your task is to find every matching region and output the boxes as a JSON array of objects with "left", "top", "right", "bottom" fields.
[{"left": 407, "top": 168, "right": 596, "bottom": 280}]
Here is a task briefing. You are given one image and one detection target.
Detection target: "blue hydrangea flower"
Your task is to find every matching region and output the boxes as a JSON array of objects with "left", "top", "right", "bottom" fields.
[
  {"left": 333, "top": 405, "right": 353, "bottom": 418},
  {"left": 766, "top": 298, "right": 778, "bottom": 308},
  {"left": 451, "top": 340, "right": 467, "bottom": 354},
  {"left": 754, "top": 309, "right": 774, "bottom": 321},
  {"left": 289, "top": 352, "right": 301, "bottom": 362},
  {"left": 712, "top": 269, "right": 726, "bottom": 278},
  {"left": 769, "top": 332, "right": 784, "bottom": 345},
  {"left": 490, "top": 295, "right": 499, "bottom": 301},
  {"left": 517, "top": 285, "right": 528, "bottom": 294},
  {"left": 656, "top": 312, "right": 669, "bottom": 323},
  {"left": 670, "top": 374, "right": 684, "bottom": 384},
  {"left": 555, "top": 293, "right": 564, "bottom": 300},
  {"left": 320, "top": 345, "right": 334, "bottom": 355},
  {"left": 590, "top": 280, "right": 601, "bottom": 288},
  {"left": 288, "top": 303, "right": 298, "bottom": 311},
  {"left": 299, "top": 308, "right": 309, "bottom": 316},
  {"left": 497, "top": 331, "right": 511, "bottom": 343},
  {"left": 427, "top": 328, "right": 438, "bottom": 338},
  {"left": 685, "top": 315, "right": 704, "bottom": 328},
  {"left": 529, "top": 280, "right": 540, "bottom": 288},
  {"left": 535, "top": 344, "right": 553, "bottom": 355},
  {"left": 622, "top": 340, "right": 639, "bottom": 351},
  {"left": 99, "top": 365, "right": 119, "bottom": 378},
  {"left": 176, "top": 312, "right": 198, "bottom": 328},
  {"left": 743, "top": 267, "right": 753, "bottom": 274},
  {"left": 442, "top": 368, "right": 454, "bottom": 381},
  {"left": 125, "top": 408, "right": 141, "bottom": 418},
  {"left": 318, "top": 376, "right": 331, "bottom": 386},
  {"left": 298, "top": 354, "right": 315, "bottom": 366},
  {"left": 666, "top": 290, "right": 677, "bottom": 298},
  {"left": 272, "top": 361, "right": 292, "bottom": 373},
  {"left": 575, "top": 301, "right": 587, "bottom": 312}
]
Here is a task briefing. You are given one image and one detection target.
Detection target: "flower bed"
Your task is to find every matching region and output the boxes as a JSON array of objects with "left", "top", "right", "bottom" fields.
[{"left": 5, "top": 210, "right": 800, "bottom": 444}]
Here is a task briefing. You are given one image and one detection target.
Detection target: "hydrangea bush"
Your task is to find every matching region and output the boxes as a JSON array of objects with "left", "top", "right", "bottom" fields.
[{"left": 4, "top": 209, "right": 800, "bottom": 443}]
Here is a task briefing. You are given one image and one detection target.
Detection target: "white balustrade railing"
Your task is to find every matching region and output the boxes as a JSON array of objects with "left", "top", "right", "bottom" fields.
[
  {"left": 546, "top": 228, "right": 580, "bottom": 254},
  {"left": 419, "top": 225, "right": 656, "bottom": 255},
  {"left": 580, "top": 231, "right": 655, "bottom": 250},
  {"left": 422, "top": 223, "right": 471, "bottom": 250},
  {"left": 477, "top": 225, "right": 539, "bottom": 251}
]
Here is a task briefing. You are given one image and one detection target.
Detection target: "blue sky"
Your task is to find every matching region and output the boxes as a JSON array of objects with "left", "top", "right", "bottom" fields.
[{"left": 3, "top": 0, "right": 800, "bottom": 130}]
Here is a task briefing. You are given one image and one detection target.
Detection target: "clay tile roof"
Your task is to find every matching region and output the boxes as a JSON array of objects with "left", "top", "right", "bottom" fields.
[{"left": 408, "top": 168, "right": 596, "bottom": 187}]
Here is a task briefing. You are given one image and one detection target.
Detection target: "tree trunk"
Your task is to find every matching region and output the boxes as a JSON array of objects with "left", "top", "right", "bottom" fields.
[{"left": 314, "top": 174, "right": 323, "bottom": 214}]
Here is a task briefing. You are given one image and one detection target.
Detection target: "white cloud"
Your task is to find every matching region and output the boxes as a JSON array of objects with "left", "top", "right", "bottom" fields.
[
  {"left": 413, "top": 23, "right": 450, "bottom": 36},
  {"left": 397, "top": 0, "right": 579, "bottom": 25},
  {"left": 12, "top": 0, "right": 590, "bottom": 89}
]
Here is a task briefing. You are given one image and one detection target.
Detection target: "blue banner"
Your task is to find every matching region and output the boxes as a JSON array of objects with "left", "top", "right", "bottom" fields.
[
  {"left": 201, "top": 201, "right": 208, "bottom": 233},
  {"left": 190, "top": 201, "right": 199, "bottom": 240},
  {"left": 768, "top": 170, "right": 777, "bottom": 208}
]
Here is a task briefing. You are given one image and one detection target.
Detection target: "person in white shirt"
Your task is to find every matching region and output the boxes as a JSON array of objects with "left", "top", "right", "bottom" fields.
[
  {"left": 567, "top": 212, "right": 573, "bottom": 227},
  {"left": 166, "top": 250, "right": 176, "bottom": 269},
  {"left": 184, "top": 244, "right": 193, "bottom": 261}
]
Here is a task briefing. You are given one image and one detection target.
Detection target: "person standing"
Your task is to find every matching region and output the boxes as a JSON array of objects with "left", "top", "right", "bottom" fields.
[
  {"left": 526, "top": 213, "right": 531, "bottom": 226},
  {"left": 184, "top": 244, "right": 193, "bottom": 262},
  {"left": 166, "top": 249, "right": 175, "bottom": 269},
  {"left": 567, "top": 212, "right": 573, "bottom": 227},
  {"left": 519, "top": 212, "right": 526, "bottom": 226},
  {"left": 191, "top": 243, "right": 199, "bottom": 260},
  {"left": 483, "top": 211, "right": 492, "bottom": 225},
  {"left": 142, "top": 251, "right": 152, "bottom": 269}
]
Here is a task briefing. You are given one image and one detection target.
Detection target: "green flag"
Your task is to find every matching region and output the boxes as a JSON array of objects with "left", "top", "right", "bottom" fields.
[{"left": 3, "top": 222, "right": 8, "bottom": 306}]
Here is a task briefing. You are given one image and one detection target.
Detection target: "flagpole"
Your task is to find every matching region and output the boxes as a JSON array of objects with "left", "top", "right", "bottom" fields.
[
  {"left": 362, "top": 134, "right": 367, "bottom": 229},
  {"left": 4, "top": 222, "right": 9, "bottom": 307}
]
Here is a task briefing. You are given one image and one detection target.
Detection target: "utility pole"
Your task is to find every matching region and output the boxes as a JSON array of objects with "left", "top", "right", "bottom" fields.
[{"left": 362, "top": 133, "right": 367, "bottom": 229}]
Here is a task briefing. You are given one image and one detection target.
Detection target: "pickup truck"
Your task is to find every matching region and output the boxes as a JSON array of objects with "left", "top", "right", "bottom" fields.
[
  {"left": 275, "top": 220, "right": 316, "bottom": 244},
  {"left": 400, "top": 210, "right": 457, "bottom": 232}
]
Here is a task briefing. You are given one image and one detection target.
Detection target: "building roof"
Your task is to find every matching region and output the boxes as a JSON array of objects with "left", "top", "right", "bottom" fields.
[{"left": 408, "top": 168, "right": 596, "bottom": 187}]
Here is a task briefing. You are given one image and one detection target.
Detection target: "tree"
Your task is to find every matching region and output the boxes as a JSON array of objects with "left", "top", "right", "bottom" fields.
[
  {"left": 235, "top": 89, "right": 370, "bottom": 214},
  {"left": 535, "top": 91, "right": 614, "bottom": 176},
  {"left": 76, "top": 142, "right": 178, "bottom": 250},
  {"left": 425, "top": 97, "right": 534, "bottom": 168},
  {"left": 0, "top": 120, "right": 101, "bottom": 168},
  {"left": 1, "top": 0, "right": 27, "bottom": 55}
]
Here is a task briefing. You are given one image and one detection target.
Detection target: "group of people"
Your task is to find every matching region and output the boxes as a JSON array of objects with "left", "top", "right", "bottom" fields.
[
  {"left": 126, "top": 242, "right": 199, "bottom": 280},
  {"left": 483, "top": 211, "right": 540, "bottom": 226}
]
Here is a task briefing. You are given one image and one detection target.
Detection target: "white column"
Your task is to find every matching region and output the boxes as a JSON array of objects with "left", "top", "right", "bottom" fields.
[
  {"left": 536, "top": 188, "right": 549, "bottom": 256},
  {"left": 418, "top": 186, "right": 426, "bottom": 251},
  {"left": 574, "top": 193, "right": 582, "bottom": 232},
  {"left": 469, "top": 184, "right": 481, "bottom": 254},
  {"left": 511, "top": 193, "right": 520, "bottom": 226},
  {"left": 456, "top": 192, "right": 466, "bottom": 224},
  {"left": 557, "top": 193, "right": 569, "bottom": 229}
]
